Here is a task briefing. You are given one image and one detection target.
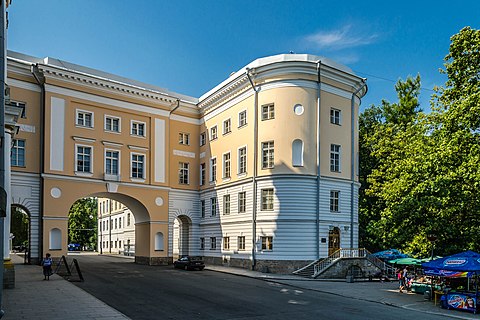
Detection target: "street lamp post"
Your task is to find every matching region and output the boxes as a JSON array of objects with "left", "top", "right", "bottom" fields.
[{"left": 426, "top": 233, "right": 437, "bottom": 301}]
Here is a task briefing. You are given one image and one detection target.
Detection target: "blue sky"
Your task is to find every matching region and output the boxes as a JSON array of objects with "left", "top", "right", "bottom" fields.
[{"left": 7, "top": 1, "right": 480, "bottom": 111}]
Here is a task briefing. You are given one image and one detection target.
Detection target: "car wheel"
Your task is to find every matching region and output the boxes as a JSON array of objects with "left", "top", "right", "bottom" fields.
[
  {"left": 185, "top": 265, "right": 189, "bottom": 271},
  {"left": 199, "top": 267, "right": 204, "bottom": 271}
]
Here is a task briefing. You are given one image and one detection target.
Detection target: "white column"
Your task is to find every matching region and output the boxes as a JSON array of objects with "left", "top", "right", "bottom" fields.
[{"left": 3, "top": 131, "right": 11, "bottom": 259}]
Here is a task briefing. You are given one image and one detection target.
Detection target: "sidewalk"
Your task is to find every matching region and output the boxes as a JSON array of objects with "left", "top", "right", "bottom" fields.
[
  {"left": 2, "top": 254, "right": 130, "bottom": 320},
  {"left": 2, "top": 254, "right": 478, "bottom": 319}
]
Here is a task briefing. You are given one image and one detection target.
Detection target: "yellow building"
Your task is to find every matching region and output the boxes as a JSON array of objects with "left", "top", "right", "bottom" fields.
[{"left": 8, "top": 51, "right": 366, "bottom": 272}]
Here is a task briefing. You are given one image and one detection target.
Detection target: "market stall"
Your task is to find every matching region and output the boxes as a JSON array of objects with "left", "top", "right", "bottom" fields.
[{"left": 422, "top": 250, "right": 480, "bottom": 314}]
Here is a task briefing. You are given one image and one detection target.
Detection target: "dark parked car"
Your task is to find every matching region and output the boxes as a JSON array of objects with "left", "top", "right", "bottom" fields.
[{"left": 173, "top": 256, "right": 205, "bottom": 270}]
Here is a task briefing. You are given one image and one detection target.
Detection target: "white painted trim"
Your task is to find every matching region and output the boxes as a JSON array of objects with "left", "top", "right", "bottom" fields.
[
  {"left": 222, "top": 151, "right": 232, "bottom": 179},
  {"left": 75, "top": 108, "right": 95, "bottom": 129},
  {"left": 173, "top": 149, "right": 196, "bottom": 158},
  {"left": 104, "top": 114, "right": 122, "bottom": 133},
  {"left": 72, "top": 136, "right": 96, "bottom": 143},
  {"left": 203, "top": 89, "right": 253, "bottom": 121},
  {"left": 74, "top": 143, "right": 94, "bottom": 174},
  {"left": 128, "top": 145, "right": 148, "bottom": 152},
  {"left": 238, "top": 109, "right": 248, "bottom": 128},
  {"left": 50, "top": 97, "right": 65, "bottom": 171},
  {"left": 154, "top": 118, "right": 166, "bottom": 183},
  {"left": 130, "top": 119, "right": 147, "bottom": 138},
  {"left": 104, "top": 148, "right": 121, "bottom": 176},
  {"left": 170, "top": 114, "right": 201, "bottom": 125},
  {"left": 7, "top": 78, "right": 41, "bottom": 92},
  {"left": 209, "top": 125, "right": 218, "bottom": 141},
  {"left": 102, "top": 141, "right": 123, "bottom": 148},
  {"left": 45, "top": 84, "right": 171, "bottom": 117},
  {"left": 130, "top": 151, "right": 146, "bottom": 180},
  {"left": 209, "top": 156, "right": 217, "bottom": 182},
  {"left": 237, "top": 145, "right": 247, "bottom": 175}
]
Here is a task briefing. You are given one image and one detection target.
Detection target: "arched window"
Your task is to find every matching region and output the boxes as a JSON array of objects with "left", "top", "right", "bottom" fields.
[
  {"left": 49, "top": 228, "right": 62, "bottom": 250},
  {"left": 292, "top": 139, "right": 304, "bottom": 167},
  {"left": 155, "top": 232, "right": 164, "bottom": 251}
]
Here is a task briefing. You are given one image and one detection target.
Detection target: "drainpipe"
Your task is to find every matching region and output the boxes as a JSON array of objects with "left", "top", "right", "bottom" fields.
[
  {"left": 246, "top": 68, "right": 258, "bottom": 271},
  {"left": 350, "top": 79, "right": 367, "bottom": 249},
  {"left": 315, "top": 61, "right": 322, "bottom": 260},
  {"left": 31, "top": 65, "right": 45, "bottom": 264}
]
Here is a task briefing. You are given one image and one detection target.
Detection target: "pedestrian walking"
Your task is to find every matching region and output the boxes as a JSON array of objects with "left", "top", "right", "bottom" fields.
[{"left": 41, "top": 253, "right": 53, "bottom": 280}]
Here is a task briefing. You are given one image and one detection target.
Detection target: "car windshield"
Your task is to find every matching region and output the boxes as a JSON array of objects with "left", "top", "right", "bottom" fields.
[{"left": 189, "top": 257, "right": 203, "bottom": 261}]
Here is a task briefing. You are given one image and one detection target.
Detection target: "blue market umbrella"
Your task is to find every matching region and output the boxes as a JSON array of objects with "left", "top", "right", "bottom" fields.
[{"left": 372, "top": 249, "right": 409, "bottom": 261}]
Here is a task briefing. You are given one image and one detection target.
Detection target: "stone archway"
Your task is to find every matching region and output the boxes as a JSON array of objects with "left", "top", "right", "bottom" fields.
[
  {"left": 10, "top": 205, "right": 31, "bottom": 263},
  {"left": 173, "top": 215, "right": 192, "bottom": 258}
]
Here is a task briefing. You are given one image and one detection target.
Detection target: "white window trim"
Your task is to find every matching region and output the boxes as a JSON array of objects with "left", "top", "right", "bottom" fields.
[
  {"left": 179, "top": 132, "right": 190, "bottom": 146},
  {"left": 11, "top": 139, "right": 26, "bottom": 167},
  {"left": 104, "top": 114, "right": 121, "bottom": 133},
  {"left": 104, "top": 148, "right": 121, "bottom": 177},
  {"left": 210, "top": 125, "right": 218, "bottom": 141},
  {"left": 75, "top": 109, "right": 94, "bottom": 129},
  {"left": 223, "top": 118, "right": 232, "bottom": 135},
  {"left": 179, "top": 162, "right": 190, "bottom": 185},
  {"left": 130, "top": 120, "right": 147, "bottom": 138},
  {"left": 209, "top": 156, "right": 217, "bottom": 183},
  {"left": 330, "top": 108, "right": 342, "bottom": 125},
  {"left": 200, "top": 132, "right": 206, "bottom": 146},
  {"left": 222, "top": 151, "right": 231, "bottom": 181},
  {"left": 330, "top": 190, "right": 341, "bottom": 212},
  {"left": 330, "top": 144, "right": 342, "bottom": 173},
  {"left": 130, "top": 151, "right": 146, "bottom": 181},
  {"left": 292, "top": 139, "right": 304, "bottom": 167},
  {"left": 237, "top": 145, "right": 247, "bottom": 176},
  {"left": 238, "top": 110, "right": 247, "bottom": 128},
  {"left": 74, "top": 143, "right": 93, "bottom": 177}
]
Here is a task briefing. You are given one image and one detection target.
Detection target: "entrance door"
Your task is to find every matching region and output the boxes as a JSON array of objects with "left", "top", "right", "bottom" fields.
[{"left": 328, "top": 227, "right": 340, "bottom": 256}]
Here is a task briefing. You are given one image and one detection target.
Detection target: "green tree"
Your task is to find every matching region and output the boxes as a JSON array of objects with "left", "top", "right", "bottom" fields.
[
  {"left": 11, "top": 207, "right": 29, "bottom": 248},
  {"left": 68, "top": 198, "right": 98, "bottom": 250}
]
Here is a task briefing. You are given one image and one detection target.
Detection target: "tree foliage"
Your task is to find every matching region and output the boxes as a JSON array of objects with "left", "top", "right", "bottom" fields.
[
  {"left": 68, "top": 198, "right": 98, "bottom": 250},
  {"left": 359, "top": 27, "right": 480, "bottom": 257}
]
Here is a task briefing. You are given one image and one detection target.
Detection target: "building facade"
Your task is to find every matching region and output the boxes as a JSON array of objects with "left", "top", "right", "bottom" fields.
[
  {"left": 98, "top": 198, "right": 135, "bottom": 255},
  {"left": 7, "top": 51, "right": 366, "bottom": 272}
]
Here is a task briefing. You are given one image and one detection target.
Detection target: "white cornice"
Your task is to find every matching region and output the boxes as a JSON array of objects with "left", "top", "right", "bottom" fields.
[
  {"left": 170, "top": 114, "right": 201, "bottom": 125},
  {"left": 72, "top": 136, "right": 96, "bottom": 143},
  {"left": 102, "top": 141, "right": 123, "bottom": 148},
  {"left": 7, "top": 78, "right": 41, "bottom": 92},
  {"left": 128, "top": 145, "right": 148, "bottom": 152}
]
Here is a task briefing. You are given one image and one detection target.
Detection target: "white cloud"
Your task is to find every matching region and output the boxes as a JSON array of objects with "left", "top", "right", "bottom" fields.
[{"left": 305, "top": 24, "right": 378, "bottom": 51}]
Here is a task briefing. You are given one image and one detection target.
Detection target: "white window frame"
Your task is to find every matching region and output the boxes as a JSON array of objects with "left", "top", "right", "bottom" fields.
[
  {"left": 330, "top": 190, "right": 340, "bottom": 212},
  {"left": 261, "top": 103, "right": 275, "bottom": 121},
  {"left": 223, "top": 118, "right": 231, "bottom": 135},
  {"left": 262, "top": 141, "right": 274, "bottom": 169},
  {"left": 130, "top": 152, "right": 146, "bottom": 180},
  {"left": 238, "top": 146, "right": 247, "bottom": 175},
  {"left": 223, "top": 151, "right": 231, "bottom": 179},
  {"left": 223, "top": 236, "right": 230, "bottom": 250},
  {"left": 76, "top": 109, "right": 94, "bottom": 128},
  {"left": 11, "top": 139, "right": 26, "bottom": 167},
  {"left": 200, "top": 163, "right": 206, "bottom": 186},
  {"left": 223, "top": 194, "right": 230, "bottom": 215},
  {"left": 104, "top": 149, "right": 120, "bottom": 176},
  {"left": 330, "top": 108, "right": 341, "bottom": 125},
  {"left": 211, "top": 197, "right": 217, "bottom": 216},
  {"left": 261, "top": 236, "right": 273, "bottom": 251},
  {"left": 292, "top": 139, "right": 304, "bottom": 167},
  {"left": 75, "top": 144, "right": 93, "bottom": 176},
  {"left": 179, "top": 162, "right": 189, "bottom": 185},
  {"left": 261, "top": 188, "right": 274, "bottom": 211},
  {"left": 104, "top": 115, "right": 121, "bottom": 133},
  {"left": 210, "top": 157, "right": 217, "bottom": 182},
  {"left": 200, "top": 200, "right": 205, "bottom": 218},
  {"left": 178, "top": 132, "right": 190, "bottom": 145},
  {"left": 200, "top": 132, "right": 206, "bottom": 146},
  {"left": 210, "top": 237, "right": 217, "bottom": 250},
  {"left": 330, "top": 144, "right": 341, "bottom": 172},
  {"left": 131, "top": 120, "right": 146, "bottom": 137},
  {"left": 238, "top": 191, "right": 246, "bottom": 213},
  {"left": 238, "top": 236, "right": 246, "bottom": 251},
  {"left": 210, "top": 126, "right": 218, "bottom": 141},
  {"left": 8, "top": 100, "right": 26, "bottom": 118},
  {"left": 238, "top": 110, "right": 247, "bottom": 128}
]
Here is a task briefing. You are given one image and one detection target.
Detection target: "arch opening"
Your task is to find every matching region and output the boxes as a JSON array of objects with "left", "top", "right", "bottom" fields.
[{"left": 173, "top": 215, "right": 192, "bottom": 258}]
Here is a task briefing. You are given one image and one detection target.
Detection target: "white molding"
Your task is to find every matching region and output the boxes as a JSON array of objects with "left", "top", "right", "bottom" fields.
[
  {"left": 104, "top": 148, "right": 121, "bottom": 176},
  {"left": 45, "top": 84, "right": 171, "bottom": 117},
  {"left": 203, "top": 88, "right": 253, "bottom": 121},
  {"left": 7, "top": 78, "right": 41, "bottom": 92},
  {"left": 154, "top": 118, "right": 166, "bottom": 183},
  {"left": 102, "top": 141, "right": 123, "bottom": 148},
  {"left": 72, "top": 136, "right": 96, "bottom": 143},
  {"left": 104, "top": 114, "right": 122, "bottom": 133},
  {"left": 19, "top": 124, "right": 36, "bottom": 133},
  {"left": 173, "top": 149, "right": 196, "bottom": 159},
  {"left": 170, "top": 114, "right": 201, "bottom": 125},
  {"left": 128, "top": 145, "right": 148, "bottom": 152}
]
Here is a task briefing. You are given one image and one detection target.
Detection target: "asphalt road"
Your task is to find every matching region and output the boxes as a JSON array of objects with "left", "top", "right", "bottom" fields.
[{"left": 71, "top": 254, "right": 447, "bottom": 320}]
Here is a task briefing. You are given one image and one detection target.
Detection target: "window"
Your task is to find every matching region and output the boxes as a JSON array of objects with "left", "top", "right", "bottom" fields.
[
  {"left": 131, "top": 153, "right": 145, "bottom": 178},
  {"left": 210, "top": 237, "right": 217, "bottom": 250},
  {"left": 179, "top": 132, "right": 190, "bottom": 145},
  {"left": 119, "top": 217, "right": 122, "bottom": 229},
  {"left": 238, "top": 236, "right": 246, "bottom": 250},
  {"left": 238, "top": 192, "right": 246, "bottom": 213},
  {"left": 179, "top": 162, "right": 189, "bottom": 184},
  {"left": 76, "top": 145, "right": 92, "bottom": 173},
  {"left": 330, "top": 108, "right": 341, "bottom": 125},
  {"left": 223, "top": 152, "right": 231, "bottom": 179},
  {"left": 238, "top": 147, "right": 246, "bottom": 174},
  {"left": 330, "top": 190, "right": 340, "bottom": 212},
  {"left": 210, "top": 158, "right": 217, "bottom": 182},
  {"left": 200, "top": 132, "right": 206, "bottom": 146},
  {"left": 127, "top": 213, "right": 131, "bottom": 226},
  {"left": 292, "top": 139, "right": 304, "bottom": 167},
  {"left": 76, "top": 110, "right": 93, "bottom": 128},
  {"left": 261, "top": 103, "right": 274, "bottom": 120},
  {"left": 223, "top": 119, "right": 231, "bottom": 135},
  {"left": 211, "top": 197, "right": 217, "bottom": 216},
  {"left": 330, "top": 144, "right": 341, "bottom": 172},
  {"left": 210, "top": 126, "right": 218, "bottom": 140},
  {"left": 200, "top": 200, "right": 205, "bottom": 218},
  {"left": 105, "top": 150, "right": 119, "bottom": 175},
  {"left": 261, "top": 236, "right": 273, "bottom": 250},
  {"left": 200, "top": 163, "right": 206, "bottom": 186},
  {"left": 131, "top": 121, "right": 145, "bottom": 137},
  {"left": 155, "top": 232, "right": 164, "bottom": 251},
  {"left": 7, "top": 101, "right": 26, "bottom": 118},
  {"left": 223, "top": 237, "right": 230, "bottom": 250},
  {"left": 238, "top": 110, "right": 247, "bottom": 127},
  {"left": 262, "top": 141, "right": 274, "bottom": 169},
  {"left": 115, "top": 218, "right": 117, "bottom": 229},
  {"left": 105, "top": 116, "right": 120, "bottom": 132},
  {"left": 11, "top": 139, "right": 25, "bottom": 167},
  {"left": 261, "top": 188, "right": 274, "bottom": 211},
  {"left": 200, "top": 237, "right": 205, "bottom": 250},
  {"left": 223, "top": 195, "right": 230, "bottom": 215}
]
